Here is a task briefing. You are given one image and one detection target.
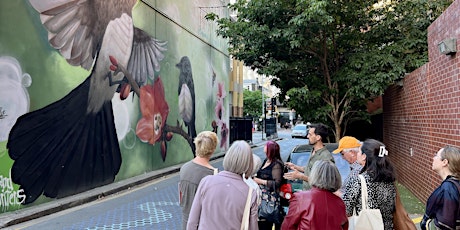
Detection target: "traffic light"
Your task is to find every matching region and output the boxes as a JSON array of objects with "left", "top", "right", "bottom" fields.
[{"left": 271, "top": 98, "right": 276, "bottom": 113}]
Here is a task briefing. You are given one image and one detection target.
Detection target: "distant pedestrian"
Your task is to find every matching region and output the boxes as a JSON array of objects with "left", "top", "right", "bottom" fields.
[
  {"left": 187, "top": 141, "right": 258, "bottom": 230},
  {"left": 332, "top": 136, "right": 362, "bottom": 197},
  {"left": 253, "top": 141, "right": 285, "bottom": 229},
  {"left": 342, "top": 139, "right": 396, "bottom": 230},
  {"left": 179, "top": 131, "right": 218, "bottom": 230},
  {"left": 284, "top": 122, "right": 290, "bottom": 129},
  {"left": 282, "top": 160, "right": 348, "bottom": 230},
  {"left": 421, "top": 146, "right": 460, "bottom": 230},
  {"left": 284, "top": 123, "right": 334, "bottom": 190}
]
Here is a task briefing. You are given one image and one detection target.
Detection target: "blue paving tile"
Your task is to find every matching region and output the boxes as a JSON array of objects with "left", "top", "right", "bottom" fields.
[{"left": 64, "top": 180, "right": 181, "bottom": 230}]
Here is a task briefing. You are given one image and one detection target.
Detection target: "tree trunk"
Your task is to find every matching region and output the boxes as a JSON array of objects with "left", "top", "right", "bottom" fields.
[{"left": 334, "top": 121, "right": 341, "bottom": 143}]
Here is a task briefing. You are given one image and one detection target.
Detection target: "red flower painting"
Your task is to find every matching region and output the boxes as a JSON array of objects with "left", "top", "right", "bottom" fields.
[{"left": 136, "top": 77, "right": 170, "bottom": 145}]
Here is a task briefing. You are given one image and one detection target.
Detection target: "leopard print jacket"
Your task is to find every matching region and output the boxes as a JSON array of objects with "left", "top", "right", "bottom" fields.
[{"left": 342, "top": 172, "right": 396, "bottom": 230}]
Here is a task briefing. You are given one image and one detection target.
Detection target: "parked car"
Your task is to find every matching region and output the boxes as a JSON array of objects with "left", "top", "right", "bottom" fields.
[
  {"left": 284, "top": 143, "right": 341, "bottom": 192},
  {"left": 290, "top": 124, "right": 308, "bottom": 138}
]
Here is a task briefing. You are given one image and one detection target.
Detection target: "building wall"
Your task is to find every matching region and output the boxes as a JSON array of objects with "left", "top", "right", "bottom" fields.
[
  {"left": 383, "top": 0, "right": 460, "bottom": 202},
  {"left": 242, "top": 66, "right": 279, "bottom": 97},
  {"left": 0, "top": 0, "right": 230, "bottom": 212}
]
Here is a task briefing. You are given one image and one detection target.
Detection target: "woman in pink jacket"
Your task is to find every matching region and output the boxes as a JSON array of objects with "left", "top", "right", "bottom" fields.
[
  {"left": 187, "top": 140, "right": 259, "bottom": 230},
  {"left": 281, "top": 160, "right": 348, "bottom": 230}
]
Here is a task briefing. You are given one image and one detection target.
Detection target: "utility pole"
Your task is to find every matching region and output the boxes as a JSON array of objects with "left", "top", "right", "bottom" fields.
[{"left": 261, "top": 76, "right": 265, "bottom": 140}]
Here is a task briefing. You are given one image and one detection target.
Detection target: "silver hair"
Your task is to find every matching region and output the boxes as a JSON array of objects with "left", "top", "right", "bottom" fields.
[
  {"left": 252, "top": 154, "right": 262, "bottom": 176},
  {"left": 309, "top": 160, "right": 342, "bottom": 192},
  {"left": 223, "top": 141, "right": 254, "bottom": 177},
  {"left": 343, "top": 147, "right": 360, "bottom": 154}
]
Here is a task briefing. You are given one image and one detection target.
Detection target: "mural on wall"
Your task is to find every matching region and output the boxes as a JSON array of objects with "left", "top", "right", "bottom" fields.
[
  {"left": 0, "top": 0, "right": 230, "bottom": 211},
  {"left": 0, "top": 57, "right": 30, "bottom": 210},
  {"left": 0, "top": 57, "right": 32, "bottom": 142},
  {"left": 214, "top": 82, "right": 229, "bottom": 149},
  {"left": 176, "top": 56, "right": 197, "bottom": 148},
  {"left": 6, "top": 0, "right": 170, "bottom": 205}
]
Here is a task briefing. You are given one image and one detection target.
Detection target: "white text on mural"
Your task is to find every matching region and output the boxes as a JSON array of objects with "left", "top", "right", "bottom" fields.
[{"left": 0, "top": 170, "right": 25, "bottom": 209}]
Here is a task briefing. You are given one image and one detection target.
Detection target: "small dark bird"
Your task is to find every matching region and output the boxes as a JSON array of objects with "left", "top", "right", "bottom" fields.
[
  {"left": 176, "top": 56, "right": 197, "bottom": 144},
  {"left": 7, "top": 0, "right": 166, "bottom": 204}
]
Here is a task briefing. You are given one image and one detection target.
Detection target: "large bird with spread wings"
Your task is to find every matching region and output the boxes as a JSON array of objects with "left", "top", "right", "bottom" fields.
[{"left": 7, "top": 0, "right": 167, "bottom": 204}]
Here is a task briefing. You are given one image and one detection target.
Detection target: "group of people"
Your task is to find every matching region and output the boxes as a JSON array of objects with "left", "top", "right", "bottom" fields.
[
  {"left": 178, "top": 123, "right": 460, "bottom": 230},
  {"left": 179, "top": 131, "right": 259, "bottom": 230}
]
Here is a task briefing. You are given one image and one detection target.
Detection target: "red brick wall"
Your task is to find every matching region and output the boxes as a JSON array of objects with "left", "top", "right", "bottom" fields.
[{"left": 383, "top": 0, "right": 460, "bottom": 203}]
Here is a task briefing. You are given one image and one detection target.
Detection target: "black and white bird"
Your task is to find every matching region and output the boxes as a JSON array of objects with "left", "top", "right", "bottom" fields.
[
  {"left": 176, "top": 56, "right": 197, "bottom": 145},
  {"left": 7, "top": 0, "right": 167, "bottom": 204}
]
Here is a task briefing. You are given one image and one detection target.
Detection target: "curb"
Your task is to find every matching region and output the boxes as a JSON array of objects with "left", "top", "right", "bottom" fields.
[{"left": 0, "top": 163, "right": 181, "bottom": 228}]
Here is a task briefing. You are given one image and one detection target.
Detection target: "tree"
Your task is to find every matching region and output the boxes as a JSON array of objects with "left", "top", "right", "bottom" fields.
[
  {"left": 243, "top": 89, "right": 263, "bottom": 118},
  {"left": 207, "top": 0, "right": 452, "bottom": 141}
]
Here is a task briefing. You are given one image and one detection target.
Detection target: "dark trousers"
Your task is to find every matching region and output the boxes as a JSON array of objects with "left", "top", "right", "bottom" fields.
[{"left": 258, "top": 220, "right": 281, "bottom": 230}]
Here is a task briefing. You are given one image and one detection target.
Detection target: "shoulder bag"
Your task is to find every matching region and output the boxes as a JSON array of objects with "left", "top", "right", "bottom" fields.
[
  {"left": 241, "top": 187, "right": 253, "bottom": 230},
  {"left": 393, "top": 185, "right": 417, "bottom": 230},
  {"left": 258, "top": 184, "right": 283, "bottom": 224},
  {"left": 348, "top": 175, "right": 384, "bottom": 230}
]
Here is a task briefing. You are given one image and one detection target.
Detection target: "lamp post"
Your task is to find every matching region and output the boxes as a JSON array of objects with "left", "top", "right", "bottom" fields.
[{"left": 261, "top": 77, "right": 265, "bottom": 140}]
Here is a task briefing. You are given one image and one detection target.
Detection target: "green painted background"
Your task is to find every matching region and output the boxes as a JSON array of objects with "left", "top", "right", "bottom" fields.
[{"left": 0, "top": 0, "right": 230, "bottom": 212}]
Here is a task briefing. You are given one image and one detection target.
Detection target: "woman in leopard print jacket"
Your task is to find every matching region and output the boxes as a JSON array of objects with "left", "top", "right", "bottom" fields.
[{"left": 342, "top": 139, "right": 396, "bottom": 230}]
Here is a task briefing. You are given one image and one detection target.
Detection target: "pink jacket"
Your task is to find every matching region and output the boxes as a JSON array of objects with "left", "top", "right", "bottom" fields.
[
  {"left": 187, "top": 171, "right": 258, "bottom": 230},
  {"left": 282, "top": 188, "right": 349, "bottom": 230}
]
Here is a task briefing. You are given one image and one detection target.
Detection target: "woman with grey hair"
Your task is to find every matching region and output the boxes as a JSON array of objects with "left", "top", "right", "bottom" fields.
[
  {"left": 281, "top": 160, "right": 348, "bottom": 229},
  {"left": 187, "top": 141, "right": 258, "bottom": 230}
]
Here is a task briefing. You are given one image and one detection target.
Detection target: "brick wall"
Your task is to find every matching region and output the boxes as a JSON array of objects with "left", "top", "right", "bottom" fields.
[{"left": 383, "top": 0, "right": 460, "bottom": 202}]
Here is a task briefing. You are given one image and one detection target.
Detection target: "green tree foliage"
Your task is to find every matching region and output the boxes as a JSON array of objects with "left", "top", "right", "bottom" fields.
[
  {"left": 207, "top": 0, "right": 452, "bottom": 141},
  {"left": 243, "top": 89, "right": 263, "bottom": 118}
]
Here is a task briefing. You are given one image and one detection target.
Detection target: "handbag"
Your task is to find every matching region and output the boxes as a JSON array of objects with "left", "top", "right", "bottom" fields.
[
  {"left": 258, "top": 184, "right": 283, "bottom": 224},
  {"left": 348, "top": 175, "right": 384, "bottom": 230},
  {"left": 241, "top": 187, "right": 253, "bottom": 230},
  {"left": 393, "top": 185, "right": 416, "bottom": 230},
  {"left": 424, "top": 219, "right": 438, "bottom": 230}
]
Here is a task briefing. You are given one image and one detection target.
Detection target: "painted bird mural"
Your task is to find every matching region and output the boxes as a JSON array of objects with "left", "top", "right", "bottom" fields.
[
  {"left": 176, "top": 56, "right": 197, "bottom": 145},
  {"left": 7, "top": 0, "right": 167, "bottom": 204}
]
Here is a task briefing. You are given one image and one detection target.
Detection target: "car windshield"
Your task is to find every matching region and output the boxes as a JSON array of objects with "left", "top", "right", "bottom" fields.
[{"left": 293, "top": 125, "right": 306, "bottom": 131}]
